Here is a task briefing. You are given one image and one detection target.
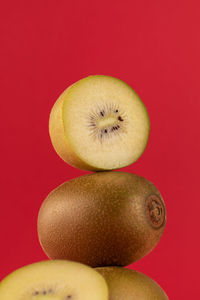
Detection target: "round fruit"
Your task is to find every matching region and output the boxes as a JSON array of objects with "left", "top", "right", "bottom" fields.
[
  {"left": 96, "top": 267, "right": 168, "bottom": 300},
  {"left": 38, "top": 172, "right": 166, "bottom": 267},
  {"left": 49, "top": 75, "right": 150, "bottom": 171},
  {"left": 0, "top": 260, "right": 108, "bottom": 300}
]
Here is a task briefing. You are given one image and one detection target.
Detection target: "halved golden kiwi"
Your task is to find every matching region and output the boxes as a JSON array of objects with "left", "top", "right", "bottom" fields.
[
  {"left": 49, "top": 75, "right": 150, "bottom": 171},
  {"left": 0, "top": 260, "right": 108, "bottom": 300}
]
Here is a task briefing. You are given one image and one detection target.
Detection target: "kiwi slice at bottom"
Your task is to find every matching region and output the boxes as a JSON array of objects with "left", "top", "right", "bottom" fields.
[
  {"left": 96, "top": 267, "right": 168, "bottom": 300},
  {"left": 0, "top": 260, "right": 108, "bottom": 300}
]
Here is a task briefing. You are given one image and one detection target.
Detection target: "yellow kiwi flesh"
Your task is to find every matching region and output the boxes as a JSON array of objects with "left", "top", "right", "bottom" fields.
[
  {"left": 37, "top": 172, "right": 166, "bottom": 267},
  {"left": 49, "top": 75, "right": 150, "bottom": 171},
  {"left": 0, "top": 260, "right": 108, "bottom": 300},
  {"left": 96, "top": 267, "right": 168, "bottom": 300}
]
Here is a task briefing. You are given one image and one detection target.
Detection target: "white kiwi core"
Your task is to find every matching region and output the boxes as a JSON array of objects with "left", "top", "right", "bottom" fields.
[
  {"left": 63, "top": 76, "right": 150, "bottom": 170},
  {"left": 0, "top": 260, "right": 108, "bottom": 300},
  {"left": 97, "top": 116, "right": 117, "bottom": 128},
  {"left": 33, "top": 296, "right": 60, "bottom": 300}
]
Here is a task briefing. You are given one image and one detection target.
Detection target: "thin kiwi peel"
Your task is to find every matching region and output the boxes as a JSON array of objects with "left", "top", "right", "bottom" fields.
[{"left": 49, "top": 86, "right": 102, "bottom": 172}]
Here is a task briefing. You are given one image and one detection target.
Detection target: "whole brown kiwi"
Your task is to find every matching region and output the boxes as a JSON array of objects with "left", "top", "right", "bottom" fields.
[
  {"left": 96, "top": 267, "right": 169, "bottom": 300},
  {"left": 37, "top": 172, "right": 166, "bottom": 267}
]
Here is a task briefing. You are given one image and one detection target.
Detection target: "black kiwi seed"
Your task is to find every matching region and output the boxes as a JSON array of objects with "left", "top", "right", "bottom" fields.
[
  {"left": 33, "top": 291, "right": 39, "bottom": 295},
  {"left": 115, "top": 109, "right": 118, "bottom": 113},
  {"left": 118, "top": 116, "right": 123, "bottom": 121},
  {"left": 105, "top": 129, "right": 107, "bottom": 133},
  {"left": 100, "top": 111, "right": 104, "bottom": 116}
]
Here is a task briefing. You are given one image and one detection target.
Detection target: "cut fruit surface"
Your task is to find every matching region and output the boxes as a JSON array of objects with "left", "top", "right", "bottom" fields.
[
  {"left": 0, "top": 260, "right": 108, "bottom": 300},
  {"left": 96, "top": 267, "right": 168, "bottom": 300},
  {"left": 38, "top": 172, "right": 166, "bottom": 267},
  {"left": 49, "top": 75, "right": 150, "bottom": 171}
]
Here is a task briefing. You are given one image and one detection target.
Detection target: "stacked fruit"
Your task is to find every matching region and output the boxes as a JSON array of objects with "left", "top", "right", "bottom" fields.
[{"left": 0, "top": 76, "right": 168, "bottom": 299}]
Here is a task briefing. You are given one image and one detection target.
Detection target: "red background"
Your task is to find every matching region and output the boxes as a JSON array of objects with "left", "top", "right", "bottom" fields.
[{"left": 0, "top": 1, "right": 199, "bottom": 298}]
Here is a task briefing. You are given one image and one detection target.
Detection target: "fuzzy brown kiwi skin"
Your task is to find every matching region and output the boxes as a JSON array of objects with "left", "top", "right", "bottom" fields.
[
  {"left": 95, "top": 267, "right": 169, "bottom": 300},
  {"left": 37, "top": 172, "right": 166, "bottom": 267}
]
